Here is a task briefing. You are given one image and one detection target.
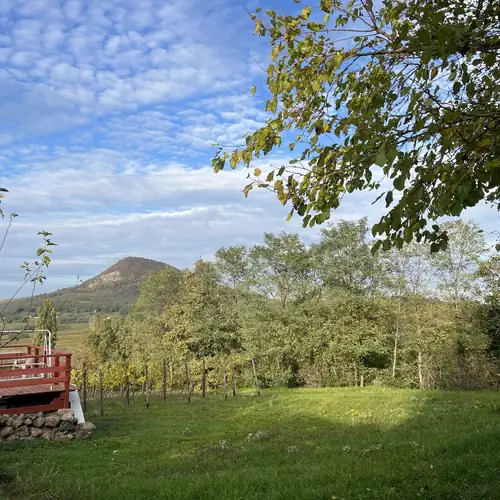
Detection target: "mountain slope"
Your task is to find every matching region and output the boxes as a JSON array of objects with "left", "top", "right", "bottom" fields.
[{"left": 3, "top": 257, "right": 179, "bottom": 323}]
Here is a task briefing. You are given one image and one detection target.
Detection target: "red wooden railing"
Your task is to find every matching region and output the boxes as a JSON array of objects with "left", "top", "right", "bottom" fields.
[{"left": 0, "top": 345, "right": 72, "bottom": 414}]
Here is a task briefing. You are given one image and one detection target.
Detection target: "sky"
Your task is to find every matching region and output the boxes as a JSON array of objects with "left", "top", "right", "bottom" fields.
[{"left": 0, "top": 0, "right": 497, "bottom": 299}]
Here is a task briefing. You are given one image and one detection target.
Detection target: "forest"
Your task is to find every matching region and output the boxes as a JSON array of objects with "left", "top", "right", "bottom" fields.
[{"left": 76, "top": 217, "right": 500, "bottom": 399}]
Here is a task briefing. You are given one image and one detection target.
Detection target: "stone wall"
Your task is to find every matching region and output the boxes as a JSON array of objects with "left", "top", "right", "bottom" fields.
[{"left": 0, "top": 409, "right": 95, "bottom": 442}]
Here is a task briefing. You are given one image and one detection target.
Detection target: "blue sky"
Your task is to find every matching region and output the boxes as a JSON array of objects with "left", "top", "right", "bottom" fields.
[{"left": 0, "top": 0, "right": 497, "bottom": 299}]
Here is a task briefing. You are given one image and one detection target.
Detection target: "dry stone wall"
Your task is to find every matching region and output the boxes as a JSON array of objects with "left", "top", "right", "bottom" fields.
[{"left": 0, "top": 409, "right": 95, "bottom": 442}]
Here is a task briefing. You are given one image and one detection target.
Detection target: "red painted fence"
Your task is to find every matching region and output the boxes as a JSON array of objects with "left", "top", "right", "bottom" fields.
[{"left": 0, "top": 345, "right": 72, "bottom": 414}]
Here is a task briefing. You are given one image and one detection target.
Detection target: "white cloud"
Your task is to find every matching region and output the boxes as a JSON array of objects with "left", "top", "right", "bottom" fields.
[{"left": 0, "top": 0, "right": 496, "bottom": 301}]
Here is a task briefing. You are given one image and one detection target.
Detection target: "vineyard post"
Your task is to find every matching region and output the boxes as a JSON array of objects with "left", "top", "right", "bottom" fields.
[
  {"left": 162, "top": 358, "right": 167, "bottom": 402},
  {"left": 145, "top": 364, "right": 150, "bottom": 409},
  {"left": 201, "top": 358, "right": 206, "bottom": 399},
  {"left": 223, "top": 359, "right": 228, "bottom": 401},
  {"left": 99, "top": 368, "right": 104, "bottom": 416},
  {"left": 82, "top": 363, "right": 87, "bottom": 413},
  {"left": 230, "top": 357, "right": 236, "bottom": 397},
  {"left": 251, "top": 356, "right": 260, "bottom": 396}
]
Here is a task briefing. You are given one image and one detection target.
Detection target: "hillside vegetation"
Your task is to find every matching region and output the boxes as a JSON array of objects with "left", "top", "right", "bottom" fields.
[
  {"left": 2, "top": 257, "right": 178, "bottom": 323},
  {"left": 2, "top": 388, "right": 500, "bottom": 500},
  {"left": 77, "top": 218, "right": 500, "bottom": 395}
]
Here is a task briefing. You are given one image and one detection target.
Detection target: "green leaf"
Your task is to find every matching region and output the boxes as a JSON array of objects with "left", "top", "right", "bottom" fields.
[
  {"left": 250, "top": 86, "right": 256, "bottom": 96},
  {"left": 375, "top": 147, "right": 386, "bottom": 167},
  {"left": 385, "top": 191, "right": 393, "bottom": 207},
  {"left": 331, "top": 52, "right": 343, "bottom": 70},
  {"left": 393, "top": 176, "right": 405, "bottom": 191},
  {"left": 386, "top": 147, "right": 398, "bottom": 166},
  {"left": 300, "top": 6, "right": 312, "bottom": 20},
  {"left": 371, "top": 239, "right": 382, "bottom": 255},
  {"left": 243, "top": 184, "right": 253, "bottom": 197}
]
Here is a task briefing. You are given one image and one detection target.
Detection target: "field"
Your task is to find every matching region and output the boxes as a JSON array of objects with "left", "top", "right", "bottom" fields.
[
  {"left": 1, "top": 388, "right": 500, "bottom": 500},
  {"left": 3, "top": 323, "right": 88, "bottom": 351}
]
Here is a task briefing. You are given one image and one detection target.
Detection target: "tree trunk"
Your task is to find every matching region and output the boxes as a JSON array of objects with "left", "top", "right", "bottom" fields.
[
  {"left": 124, "top": 362, "right": 130, "bottom": 405},
  {"left": 332, "top": 356, "right": 338, "bottom": 381},
  {"left": 201, "top": 358, "right": 206, "bottom": 399},
  {"left": 418, "top": 351, "right": 424, "bottom": 389},
  {"left": 162, "top": 359, "right": 167, "bottom": 402},
  {"left": 99, "top": 368, "right": 104, "bottom": 416},
  {"left": 251, "top": 356, "right": 260, "bottom": 395},
  {"left": 145, "top": 364, "right": 150, "bottom": 408},
  {"left": 82, "top": 363, "right": 87, "bottom": 413},
  {"left": 230, "top": 358, "right": 236, "bottom": 397},
  {"left": 184, "top": 360, "right": 191, "bottom": 403},
  {"left": 392, "top": 296, "right": 401, "bottom": 379},
  {"left": 353, "top": 363, "right": 358, "bottom": 387},
  {"left": 125, "top": 379, "right": 130, "bottom": 405},
  {"left": 223, "top": 359, "right": 228, "bottom": 401},
  {"left": 170, "top": 363, "right": 174, "bottom": 391}
]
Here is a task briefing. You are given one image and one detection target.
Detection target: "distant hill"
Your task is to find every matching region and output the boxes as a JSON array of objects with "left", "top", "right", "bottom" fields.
[{"left": 2, "top": 257, "right": 179, "bottom": 323}]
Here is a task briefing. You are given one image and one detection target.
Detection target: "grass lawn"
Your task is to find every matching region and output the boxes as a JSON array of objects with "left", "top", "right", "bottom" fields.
[{"left": 1, "top": 388, "right": 500, "bottom": 500}]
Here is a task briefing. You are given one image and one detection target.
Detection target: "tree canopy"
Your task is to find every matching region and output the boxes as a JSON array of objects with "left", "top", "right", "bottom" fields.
[
  {"left": 213, "top": 0, "right": 500, "bottom": 251},
  {"left": 34, "top": 299, "right": 58, "bottom": 348}
]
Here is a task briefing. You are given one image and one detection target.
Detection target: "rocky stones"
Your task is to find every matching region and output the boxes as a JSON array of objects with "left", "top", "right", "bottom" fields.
[
  {"left": 54, "top": 431, "right": 73, "bottom": 441},
  {"left": 44, "top": 414, "right": 61, "bottom": 428},
  {"left": 80, "top": 422, "right": 96, "bottom": 432},
  {"left": 0, "top": 411, "right": 95, "bottom": 442},
  {"left": 57, "top": 409, "right": 77, "bottom": 422},
  {"left": 33, "top": 416, "right": 45, "bottom": 428},
  {"left": 59, "top": 421, "right": 76, "bottom": 432},
  {"left": 11, "top": 416, "right": 25, "bottom": 429},
  {"left": 30, "top": 427, "right": 44, "bottom": 437},
  {"left": 0, "top": 426, "right": 13, "bottom": 438},
  {"left": 16, "top": 426, "right": 30, "bottom": 438},
  {"left": 74, "top": 422, "right": 95, "bottom": 440},
  {"left": 42, "top": 428, "right": 55, "bottom": 440}
]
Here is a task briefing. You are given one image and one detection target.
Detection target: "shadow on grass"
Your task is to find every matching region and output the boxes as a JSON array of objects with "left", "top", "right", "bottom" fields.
[{"left": 1, "top": 389, "right": 500, "bottom": 500}]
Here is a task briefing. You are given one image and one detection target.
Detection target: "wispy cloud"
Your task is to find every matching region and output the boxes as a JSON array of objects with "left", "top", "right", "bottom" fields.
[{"left": 0, "top": 0, "right": 497, "bottom": 299}]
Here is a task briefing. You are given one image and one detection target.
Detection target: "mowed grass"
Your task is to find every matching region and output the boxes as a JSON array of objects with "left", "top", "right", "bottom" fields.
[{"left": 2, "top": 388, "right": 500, "bottom": 500}]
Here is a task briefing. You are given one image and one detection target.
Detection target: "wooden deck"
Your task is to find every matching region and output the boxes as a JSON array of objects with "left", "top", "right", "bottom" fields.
[
  {"left": 0, "top": 382, "right": 66, "bottom": 399},
  {"left": 0, "top": 345, "right": 73, "bottom": 414}
]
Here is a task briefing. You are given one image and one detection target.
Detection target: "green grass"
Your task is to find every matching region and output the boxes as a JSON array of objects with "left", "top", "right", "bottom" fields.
[{"left": 1, "top": 388, "right": 500, "bottom": 500}]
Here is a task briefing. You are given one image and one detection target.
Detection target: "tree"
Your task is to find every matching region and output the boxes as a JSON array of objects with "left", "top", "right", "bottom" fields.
[
  {"left": 215, "top": 246, "right": 249, "bottom": 290},
  {"left": 213, "top": 0, "right": 500, "bottom": 251},
  {"left": 315, "top": 217, "right": 381, "bottom": 293},
  {"left": 430, "top": 220, "right": 486, "bottom": 312},
  {"left": 132, "top": 266, "right": 182, "bottom": 317},
  {"left": 0, "top": 188, "right": 56, "bottom": 347},
  {"left": 477, "top": 256, "right": 500, "bottom": 358},
  {"left": 34, "top": 299, "right": 58, "bottom": 348},
  {"left": 248, "top": 232, "right": 316, "bottom": 306}
]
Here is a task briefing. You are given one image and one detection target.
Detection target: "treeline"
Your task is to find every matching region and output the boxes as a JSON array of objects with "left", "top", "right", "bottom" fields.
[{"left": 78, "top": 218, "right": 500, "bottom": 397}]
